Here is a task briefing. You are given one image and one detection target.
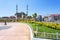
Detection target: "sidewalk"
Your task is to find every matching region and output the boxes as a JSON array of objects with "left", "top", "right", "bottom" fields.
[{"left": 0, "top": 22, "right": 31, "bottom": 40}]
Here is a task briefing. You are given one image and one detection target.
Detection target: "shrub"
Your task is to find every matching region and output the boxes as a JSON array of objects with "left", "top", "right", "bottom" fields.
[
  {"left": 56, "top": 25, "right": 60, "bottom": 29},
  {"left": 35, "top": 22, "right": 60, "bottom": 30}
]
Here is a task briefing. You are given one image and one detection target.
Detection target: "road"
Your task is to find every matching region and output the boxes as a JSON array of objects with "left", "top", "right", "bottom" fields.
[{"left": 0, "top": 22, "right": 30, "bottom": 40}]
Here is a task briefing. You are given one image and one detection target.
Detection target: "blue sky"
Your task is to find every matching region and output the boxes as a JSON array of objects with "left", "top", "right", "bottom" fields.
[{"left": 0, "top": 0, "right": 60, "bottom": 17}]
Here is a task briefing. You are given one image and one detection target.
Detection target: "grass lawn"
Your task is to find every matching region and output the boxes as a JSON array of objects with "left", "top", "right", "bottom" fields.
[
  {"left": 29, "top": 22, "right": 60, "bottom": 39},
  {"left": 29, "top": 22, "right": 60, "bottom": 33}
]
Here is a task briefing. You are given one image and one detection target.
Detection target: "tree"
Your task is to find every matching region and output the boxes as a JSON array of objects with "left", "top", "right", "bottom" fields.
[
  {"left": 32, "top": 13, "right": 37, "bottom": 21},
  {"left": 32, "top": 13, "right": 37, "bottom": 31},
  {"left": 27, "top": 16, "right": 32, "bottom": 20}
]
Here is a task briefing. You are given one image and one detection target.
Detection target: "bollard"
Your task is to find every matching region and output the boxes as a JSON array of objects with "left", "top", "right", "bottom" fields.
[{"left": 4, "top": 20, "right": 7, "bottom": 25}]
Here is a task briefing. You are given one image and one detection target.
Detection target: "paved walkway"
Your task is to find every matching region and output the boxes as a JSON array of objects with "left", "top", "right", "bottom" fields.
[{"left": 0, "top": 22, "right": 31, "bottom": 40}]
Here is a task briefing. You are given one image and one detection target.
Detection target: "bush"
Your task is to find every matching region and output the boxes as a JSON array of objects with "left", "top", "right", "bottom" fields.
[
  {"left": 56, "top": 25, "right": 60, "bottom": 29},
  {"left": 35, "top": 22, "right": 60, "bottom": 30}
]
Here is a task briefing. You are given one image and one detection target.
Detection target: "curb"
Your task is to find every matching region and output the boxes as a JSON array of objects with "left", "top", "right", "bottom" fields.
[{"left": 20, "top": 22, "right": 33, "bottom": 40}]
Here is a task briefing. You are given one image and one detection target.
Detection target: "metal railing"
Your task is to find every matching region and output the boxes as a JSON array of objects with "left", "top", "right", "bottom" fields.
[{"left": 34, "top": 32, "right": 60, "bottom": 39}]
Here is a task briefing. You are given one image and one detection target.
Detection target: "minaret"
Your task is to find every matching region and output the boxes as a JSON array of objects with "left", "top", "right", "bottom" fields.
[
  {"left": 26, "top": 4, "right": 28, "bottom": 16},
  {"left": 26, "top": 4, "right": 28, "bottom": 22},
  {"left": 16, "top": 5, "right": 18, "bottom": 20},
  {"left": 16, "top": 4, "right": 18, "bottom": 13}
]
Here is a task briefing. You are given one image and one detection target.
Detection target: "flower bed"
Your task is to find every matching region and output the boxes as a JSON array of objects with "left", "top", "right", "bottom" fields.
[{"left": 36, "top": 22, "right": 60, "bottom": 30}]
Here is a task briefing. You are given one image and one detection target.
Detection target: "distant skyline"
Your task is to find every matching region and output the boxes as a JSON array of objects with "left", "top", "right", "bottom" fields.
[{"left": 0, "top": 0, "right": 60, "bottom": 17}]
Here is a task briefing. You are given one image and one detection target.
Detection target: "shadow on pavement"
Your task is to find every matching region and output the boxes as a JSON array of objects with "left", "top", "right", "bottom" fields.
[{"left": 0, "top": 26, "right": 11, "bottom": 30}]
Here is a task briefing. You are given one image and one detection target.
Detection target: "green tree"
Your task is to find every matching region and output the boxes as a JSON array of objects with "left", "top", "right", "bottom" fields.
[
  {"left": 27, "top": 16, "right": 32, "bottom": 20},
  {"left": 32, "top": 13, "right": 37, "bottom": 21}
]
